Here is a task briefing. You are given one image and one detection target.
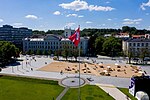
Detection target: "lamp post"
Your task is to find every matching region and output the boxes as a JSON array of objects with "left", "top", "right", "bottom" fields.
[{"left": 12, "top": 66, "right": 14, "bottom": 73}]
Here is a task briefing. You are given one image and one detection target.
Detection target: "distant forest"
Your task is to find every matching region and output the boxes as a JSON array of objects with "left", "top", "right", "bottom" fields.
[{"left": 33, "top": 26, "right": 150, "bottom": 37}]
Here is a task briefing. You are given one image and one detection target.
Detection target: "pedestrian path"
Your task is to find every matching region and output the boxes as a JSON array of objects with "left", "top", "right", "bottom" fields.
[
  {"left": 56, "top": 87, "right": 69, "bottom": 100},
  {"left": 96, "top": 83, "right": 131, "bottom": 100}
]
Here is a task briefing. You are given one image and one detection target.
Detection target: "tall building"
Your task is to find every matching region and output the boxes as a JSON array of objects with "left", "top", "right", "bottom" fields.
[
  {"left": 0, "top": 25, "right": 32, "bottom": 48},
  {"left": 63, "top": 27, "right": 74, "bottom": 38},
  {"left": 23, "top": 28, "right": 89, "bottom": 55}
]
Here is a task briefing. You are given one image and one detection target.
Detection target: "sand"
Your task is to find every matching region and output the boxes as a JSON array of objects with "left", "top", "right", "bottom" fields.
[{"left": 38, "top": 61, "right": 143, "bottom": 78}]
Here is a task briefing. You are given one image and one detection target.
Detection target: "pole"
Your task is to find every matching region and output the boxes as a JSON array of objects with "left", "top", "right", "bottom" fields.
[
  {"left": 22, "top": 61, "right": 23, "bottom": 69},
  {"left": 78, "top": 44, "right": 81, "bottom": 100},
  {"left": 12, "top": 66, "right": 14, "bottom": 73}
]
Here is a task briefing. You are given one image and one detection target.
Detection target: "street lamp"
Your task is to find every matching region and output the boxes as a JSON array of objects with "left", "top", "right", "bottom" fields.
[{"left": 12, "top": 66, "right": 14, "bottom": 73}]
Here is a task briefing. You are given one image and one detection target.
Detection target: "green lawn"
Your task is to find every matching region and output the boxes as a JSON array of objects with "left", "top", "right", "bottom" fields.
[
  {"left": 0, "top": 75, "right": 64, "bottom": 100},
  {"left": 62, "top": 85, "right": 114, "bottom": 100},
  {"left": 118, "top": 88, "right": 137, "bottom": 100}
]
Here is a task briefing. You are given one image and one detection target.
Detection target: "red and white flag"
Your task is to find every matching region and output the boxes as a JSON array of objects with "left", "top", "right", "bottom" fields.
[{"left": 69, "top": 27, "right": 80, "bottom": 47}]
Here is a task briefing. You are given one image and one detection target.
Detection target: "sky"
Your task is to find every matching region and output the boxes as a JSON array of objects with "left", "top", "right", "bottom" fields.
[{"left": 0, "top": 0, "right": 150, "bottom": 31}]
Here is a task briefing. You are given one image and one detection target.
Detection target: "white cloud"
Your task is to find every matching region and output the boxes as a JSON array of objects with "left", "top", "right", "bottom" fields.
[
  {"left": 66, "top": 14, "right": 84, "bottom": 18},
  {"left": 107, "top": 18, "right": 112, "bottom": 21},
  {"left": 86, "top": 21, "right": 92, "bottom": 24},
  {"left": 78, "top": 15, "right": 84, "bottom": 18},
  {"left": 0, "top": 19, "right": 4, "bottom": 22},
  {"left": 102, "top": 24, "right": 106, "bottom": 26},
  {"left": 140, "top": 0, "right": 150, "bottom": 10},
  {"left": 13, "top": 23, "right": 23, "bottom": 26},
  {"left": 65, "top": 22, "right": 76, "bottom": 27},
  {"left": 122, "top": 21, "right": 134, "bottom": 25},
  {"left": 59, "top": 0, "right": 115, "bottom": 11},
  {"left": 25, "top": 15, "right": 38, "bottom": 19},
  {"left": 66, "top": 14, "right": 78, "bottom": 17},
  {"left": 106, "top": 1, "right": 110, "bottom": 4},
  {"left": 123, "top": 18, "right": 131, "bottom": 21},
  {"left": 122, "top": 18, "right": 142, "bottom": 25},
  {"left": 12, "top": 23, "right": 25, "bottom": 27},
  {"left": 53, "top": 11, "right": 61, "bottom": 15}
]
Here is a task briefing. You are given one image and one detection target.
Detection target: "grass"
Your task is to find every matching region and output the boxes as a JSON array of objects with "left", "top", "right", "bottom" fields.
[
  {"left": 0, "top": 75, "right": 64, "bottom": 100},
  {"left": 62, "top": 85, "right": 114, "bottom": 100},
  {"left": 118, "top": 88, "right": 137, "bottom": 100}
]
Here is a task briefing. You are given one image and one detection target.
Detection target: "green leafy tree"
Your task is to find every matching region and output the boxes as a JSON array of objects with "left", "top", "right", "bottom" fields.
[
  {"left": 72, "top": 48, "right": 79, "bottom": 61},
  {"left": 0, "top": 41, "right": 19, "bottom": 66},
  {"left": 62, "top": 44, "right": 71, "bottom": 61},
  {"left": 36, "top": 49, "right": 41, "bottom": 55},
  {"left": 139, "top": 48, "right": 149, "bottom": 64},
  {"left": 30, "top": 50, "right": 34, "bottom": 55},
  {"left": 47, "top": 50, "right": 51, "bottom": 56},
  {"left": 46, "top": 30, "right": 53, "bottom": 34},
  {"left": 43, "top": 50, "right": 47, "bottom": 55},
  {"left": 54, "top": 50, "right": 61, "bottom": 60},
  {"left": 102, "top": 37, "right": 122, "bottom": 56},
  {"left": 95, "top": 36, "right": 105, "bottom": 54},
  {"left": 127, "top": 49, "right": 134, "bottom": 64}
]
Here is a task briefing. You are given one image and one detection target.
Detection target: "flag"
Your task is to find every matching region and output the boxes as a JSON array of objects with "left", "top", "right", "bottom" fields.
[{"left": 69, "top": 27, "right": 80, "bottom": 47}]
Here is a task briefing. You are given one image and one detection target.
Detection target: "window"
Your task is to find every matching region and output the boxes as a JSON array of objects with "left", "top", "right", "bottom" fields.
[
  {"left": 137, "top": 43, "right": 140, "bottom": 46},
  {"left": 142, "top": 43, "right": 144, "bottom": 46},
  {"left": 129, "top": 43, "right": 132, "bottom": 46},
  {"left": 146, "top": 43, "right": 148, "bottom": 46},
  {"left": 133, "top": 43, "right": 136, "bottom": 46}
]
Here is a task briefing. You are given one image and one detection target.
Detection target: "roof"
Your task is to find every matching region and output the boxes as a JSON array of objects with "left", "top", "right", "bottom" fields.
[
  {"left": 125, "top": 38, "right": 150, "bottom": 42},
  {"left": 132, "top": 35, "right": 145, "bottom": 38},
  {"left": 119, "top": 33, "right": 129, "bottom": 36}
]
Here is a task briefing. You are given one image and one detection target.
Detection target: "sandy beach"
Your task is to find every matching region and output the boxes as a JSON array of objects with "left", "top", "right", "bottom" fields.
[{"left": 38, "top": 61, "right": 143, "bottom": 78}]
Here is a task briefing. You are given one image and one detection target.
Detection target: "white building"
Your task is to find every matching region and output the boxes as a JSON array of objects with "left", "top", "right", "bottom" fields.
[
  {"left": 23, "top": 28, "right": 89, "bottom": 55},
  {"left": 122, "top": 38, "right": 150, "bottom": 56}
]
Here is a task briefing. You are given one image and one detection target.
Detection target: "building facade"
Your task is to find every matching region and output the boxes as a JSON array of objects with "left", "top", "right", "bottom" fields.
[
  {"left": 122, "top": 39, "right": 150, "bottom": 56},
  {"left": 23, "top": 28, "right": 89, "bottom": 55},
  {"left": 0, "top": 25, "right": 32, "bottom": 48}
]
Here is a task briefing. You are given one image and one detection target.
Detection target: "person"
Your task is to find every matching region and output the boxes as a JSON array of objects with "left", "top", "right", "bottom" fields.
[
  {"left": 60, "top": 70, "right": 63, "bottom": 75},
  {"left": 31, "top": 68, "right": 33, "bottom": 71}
]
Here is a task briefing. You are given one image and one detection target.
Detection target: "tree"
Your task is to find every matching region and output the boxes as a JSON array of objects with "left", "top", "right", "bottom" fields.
[
  {"left": 0, "top": 41, "right": 19, "bottom": 66},
  {"left": 88, "top": 34, "right": 97, "bottom": 56},
  {"left": 72, "top": 48, "right": 79, "bottom": 61},
  {"left": 139, "top": 48, "right": 149, "bottom": 64},
  {"left": 54, "top": 50, "right": 61, "bottom": 60},
  {"left": 42, "top": 50, "right": 47, "bottom": 55},
  {"left": 0, "top": 42, "right": 17, "bottom": 60},
  {"left": 27, "top": 50, "right": 34, "bottom": 55},
  {"left": 95, "top": 36, "right": 105, "bottom": 54},
  {"left": 102, "top": 37, "right": 122, "bottom": 56},
  {"left": 62, "top": 44, "right": 71, "bottom": 61},
  {"left": 36, "top": 49, "right": 41, "bottom": 55},
  {"left": 126, "top": 49, "right": 134, "bottom": 64},
  {"left": 122, "top": 26, "right": 130, "bottom": 33},
  {"left": 27, "top": 50, "right": 31, "bottom": 55},
  {"left": 46, "top": 30, "right": 53, "bottom": 34},
  {"left": 32, "top": 30, "right": 46, "bottom": 35}
]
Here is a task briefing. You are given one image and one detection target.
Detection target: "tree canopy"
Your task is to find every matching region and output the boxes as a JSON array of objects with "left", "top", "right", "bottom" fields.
[{"left": 0, "top": 41, "right": 19, "bottom": 67}]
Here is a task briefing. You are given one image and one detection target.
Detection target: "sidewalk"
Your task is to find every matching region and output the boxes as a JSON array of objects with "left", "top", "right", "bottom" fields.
[
  {"left": 56, "top": 87, "right": 69, "bottom": 100},
  {"left": 96, "top": 83, "right": 131, "bottom": 100}
]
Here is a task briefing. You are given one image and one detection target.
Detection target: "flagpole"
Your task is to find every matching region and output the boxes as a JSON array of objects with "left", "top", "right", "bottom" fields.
[
  {"left": 68, "top": 25, "right": 80, "bottom": 100},
  {"left": 78, "top": 43, "right": 81, "bottom": 100},
  {"left": 78, "top": 25, "right": 81, "bottom": 100}
]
